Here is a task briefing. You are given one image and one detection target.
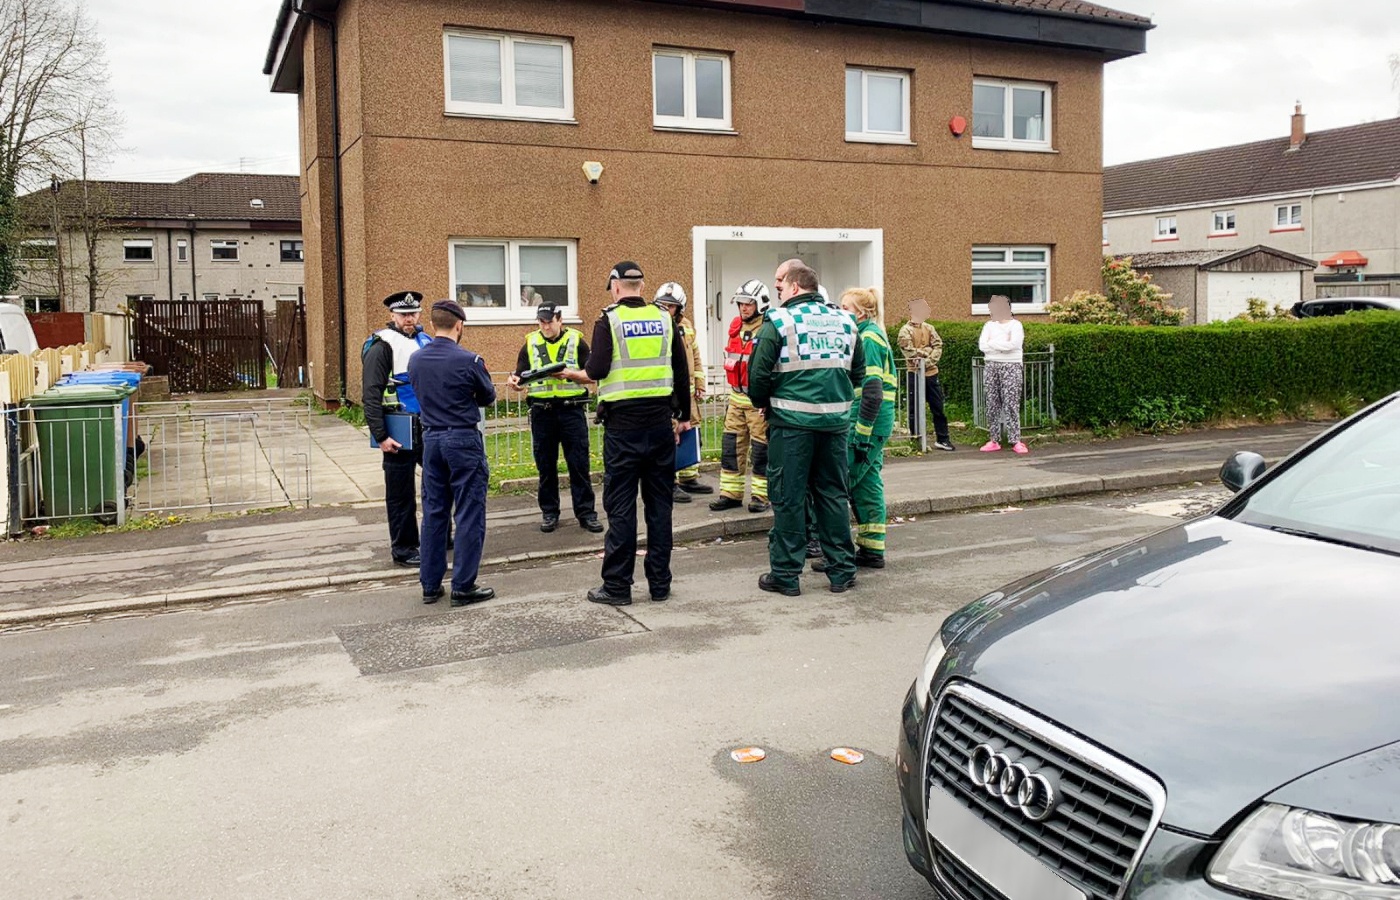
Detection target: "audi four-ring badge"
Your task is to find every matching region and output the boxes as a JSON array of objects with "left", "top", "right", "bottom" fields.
[{"left": 895, "top": 394, "right": 1400, "bottom": 900}]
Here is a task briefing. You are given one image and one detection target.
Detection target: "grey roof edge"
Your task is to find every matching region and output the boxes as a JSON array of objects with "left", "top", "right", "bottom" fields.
[{"left": 1115, "top": 245, "right": 1318, "bottom": 271}]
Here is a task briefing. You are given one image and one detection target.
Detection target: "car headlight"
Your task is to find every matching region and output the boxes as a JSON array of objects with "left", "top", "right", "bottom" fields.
[
  {"left": 912, "top": 634, "right": 947, "bottom": 711},
  {"left": 1210, "top": 803, "right": 1400, "bottom": 898}
]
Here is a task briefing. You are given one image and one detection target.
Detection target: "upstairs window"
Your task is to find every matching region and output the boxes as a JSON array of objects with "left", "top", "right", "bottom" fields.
[
  {"left": 845, "top": 67, "right": 910, "bottom": 144},
  {"left": 1275, "top": 203, "right": 1303, "bottom": 229},
  {"left": 1211, "top": 210, "right": 1237, "bottom": 235},
  {"left": 653, "top": 49, "right": 731, "bottom": 131},
  {"left": 1155, "top": 216, "right": 1178, "bottom": 239},
  {"left": 280, "top": 240, "right": 304, "bottom": 263},
  {"left": 444, "top": 31, "right": 573, "bottom": 121},
  {"left": 973, "top": 79, "right": 1052, "bottom": 151},
  {"left": 176, "top": 239, "right": 188, "bottom": 262},
  {"left": 19, "top": 239, "right": 56, "bottom": 261},
  {"left": 211, "top": 240, "right": 240, "bottom": 261},
  {"left": 123, "top": 239, "right": 154, "bottom": 262}
]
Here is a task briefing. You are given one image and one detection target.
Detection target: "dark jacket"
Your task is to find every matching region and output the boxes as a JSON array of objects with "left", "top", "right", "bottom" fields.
[
  {"left": 584, "top": 296, "right": 692, "bottom": 431},
  {"left": 361, "top": 335, "right": 396, "bottom": 444},
  {"left": 407, "top": 337, "right": 497, "bottom": 432}
]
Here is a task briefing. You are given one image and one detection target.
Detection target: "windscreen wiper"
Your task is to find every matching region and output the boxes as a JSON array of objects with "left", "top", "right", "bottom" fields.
[{"left": 1263, "top": 524, "right": 1393, "bottom": 556}]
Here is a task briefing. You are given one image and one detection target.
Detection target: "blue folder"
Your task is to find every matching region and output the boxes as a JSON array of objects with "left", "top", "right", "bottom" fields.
[
  {"left": 676, "top": 426, "right": 701, "bottom": 471},
  {"left": 370, "top": 412, "right": 415, "bottom": 450}
]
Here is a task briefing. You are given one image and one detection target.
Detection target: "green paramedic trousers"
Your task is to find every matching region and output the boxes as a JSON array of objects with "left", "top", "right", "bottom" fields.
[
  {"left": 848, "top": 435, "right": 887, "bottom": 556},
  {"left": 767, "top": 424, "right": 856, "bottom": 590}
]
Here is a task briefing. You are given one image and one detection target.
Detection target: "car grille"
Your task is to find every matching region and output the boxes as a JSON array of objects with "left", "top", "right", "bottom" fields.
[
  {"left": 930, "top": 841, "right": 1010, "bottom": 900},
  {"left": 926, "top": 688, "right": 1156, "bottom": 900}
]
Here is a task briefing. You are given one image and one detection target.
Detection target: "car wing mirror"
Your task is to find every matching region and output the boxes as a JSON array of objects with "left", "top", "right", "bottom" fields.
[{"left": 1220, "top": 451, "right": 1267, "bottom": 493}]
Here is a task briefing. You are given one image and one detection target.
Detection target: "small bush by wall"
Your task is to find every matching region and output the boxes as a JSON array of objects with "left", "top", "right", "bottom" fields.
[{"left": 887, "top": 312, "right": 1400, "bottom": 427}]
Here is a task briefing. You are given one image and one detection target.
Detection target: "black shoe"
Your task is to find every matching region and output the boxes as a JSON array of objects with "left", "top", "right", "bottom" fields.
[
  {"left": 758, "top": 574, "right": 800, "bottom": 597},
  {"left": 830, "top": 577, "right": 857, "bottom": 594},
  {"left": 709, "top": 496, "right": 743, "bottom": 511},
  {"left": 394, "top": 552, "right": 421, "bottom": 568},
  {"left": 934, "top": 440, "right": 956, "bottom": 452},
  {"left": 748, "top": 498, "right": 771, "bottom": 514},
  {"left": 650, "top": 588, "right": 670, "bottom": 602},
  {"left": 672, "top": 485, "right": 693, "bottom": 503},
  {"left": 805, "top": 540, "right": 823, "bottom": 559},
  {"left": 855, "top": 551, "right": 886, "bottom": 569},
  {"left": 540, "top": 514, "right": 559, "bottom": 533},
  {"left": 451, "top": 586, "right": 494, "bottom": 606},
  {"left": 679, "top": 479, "right": 714, "bottom": 495},
  {"left": 422, "top": 586, "right": 444, "bottom": 604},
  {"left": 578, "top": 516, "right": 603, "bottom": 533},
  {"left": 587, "top": 586, "right": 633, "bottom": 606}
]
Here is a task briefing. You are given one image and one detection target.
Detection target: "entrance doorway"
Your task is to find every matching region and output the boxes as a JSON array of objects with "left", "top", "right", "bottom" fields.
[{"left": 690, "top": 227, "right": 883, "bottom": 375}]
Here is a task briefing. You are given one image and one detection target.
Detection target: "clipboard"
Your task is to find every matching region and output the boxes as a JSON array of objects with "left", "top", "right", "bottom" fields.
[
  {"left": 518, "top": 361, "right": 568, "bottom": 385},
  {"left": 675, "top": 426, "right": 702, "bottom": 471},
  {"left": 371, "top": 412, "right": 415, "bottom": 450}
]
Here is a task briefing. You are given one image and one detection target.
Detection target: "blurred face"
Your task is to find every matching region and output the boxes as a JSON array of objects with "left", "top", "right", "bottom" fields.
[
  {"left": 390, "top": 311, "right": 419, "bottom": 336},
  {"left": 909, "top": 299, "right": 930, "bottom": 322},
  {"left": 737, "top": 299, "right": 758, "bottom": 320},
  {"left": 539, "top": 316, "right": 562, "bottom": 339},
  {"left": 660, "top": 301, "right": 681, "bottom": 320},
  {"left": 989, "top": 297, "right": 1012, "bottom": 320}
]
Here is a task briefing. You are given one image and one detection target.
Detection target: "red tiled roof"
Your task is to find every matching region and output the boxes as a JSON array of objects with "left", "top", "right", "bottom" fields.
[{"left": 1105, "top": 117, "right": 1400, "bottom": 213}]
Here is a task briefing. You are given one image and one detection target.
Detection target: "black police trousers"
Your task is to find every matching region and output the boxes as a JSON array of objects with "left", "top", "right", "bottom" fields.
[
  {"left": 600, "top": 424, "right": 675, "bottom": 596},
  {"left": 383, "top": 444, "right": 421, "bottom": 562},
  {"left": 530, "top": 402, "right": 595, "bottom": 520}
]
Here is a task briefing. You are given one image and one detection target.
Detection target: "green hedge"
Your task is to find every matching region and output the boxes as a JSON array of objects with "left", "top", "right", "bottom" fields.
[{"left": 886, "top": 312, "right": 1400, "bottom": 427}]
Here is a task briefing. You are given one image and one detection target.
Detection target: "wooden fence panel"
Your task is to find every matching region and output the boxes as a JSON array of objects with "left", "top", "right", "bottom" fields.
[
  {"left": 267, "top": 299, "right": 307, "bottom": 388},
  {"left": 133, "top": 300, "right": 266, "bottom": 393}
]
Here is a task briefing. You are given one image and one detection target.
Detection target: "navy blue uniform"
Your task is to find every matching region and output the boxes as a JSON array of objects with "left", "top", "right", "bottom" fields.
[{"left": 407, "top": 337, "right": 497, "bottom": 595}]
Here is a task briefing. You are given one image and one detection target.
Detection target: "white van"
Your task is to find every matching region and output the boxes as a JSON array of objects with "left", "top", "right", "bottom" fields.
[{"left": 0, "top": 300, "right": 39, "bottom": 356}]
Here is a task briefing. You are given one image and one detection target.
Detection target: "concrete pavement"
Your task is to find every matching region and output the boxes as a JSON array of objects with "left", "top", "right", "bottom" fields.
[{"left": 0, "top": 421, "right": 1325, "bottom": 627}]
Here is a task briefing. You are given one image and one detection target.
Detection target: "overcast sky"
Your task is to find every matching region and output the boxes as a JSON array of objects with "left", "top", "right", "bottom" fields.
[{"left": 91, "top": 0, "right": 1399, "bottom": 180}]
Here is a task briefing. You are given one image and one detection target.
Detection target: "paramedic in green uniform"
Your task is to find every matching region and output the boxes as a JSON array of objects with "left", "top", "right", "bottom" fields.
[{"left": 747, "top": 262, "right": 865, "bottom": 596}]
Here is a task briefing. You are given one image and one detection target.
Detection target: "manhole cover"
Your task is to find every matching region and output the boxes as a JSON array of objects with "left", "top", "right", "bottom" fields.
[{"left": 335, "top": 596, "right": 648, "bottom": 675}]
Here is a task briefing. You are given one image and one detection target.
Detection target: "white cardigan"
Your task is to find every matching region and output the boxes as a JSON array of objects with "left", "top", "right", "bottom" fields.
[{"left": 978, "top": 319, "right": 1024, "bottom": 363}]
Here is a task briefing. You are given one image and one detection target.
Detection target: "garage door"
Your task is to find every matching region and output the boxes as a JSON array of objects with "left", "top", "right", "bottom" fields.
[{"left": 1206, "top": 272, "right": 1301, "bottom": 321}]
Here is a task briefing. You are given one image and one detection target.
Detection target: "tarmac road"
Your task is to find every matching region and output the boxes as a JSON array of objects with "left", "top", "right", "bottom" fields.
[{"left": 0, "top": 489, "right": 1207, "bottom": 900}]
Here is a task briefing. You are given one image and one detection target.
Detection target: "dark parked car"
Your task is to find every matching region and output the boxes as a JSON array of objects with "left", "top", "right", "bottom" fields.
[
  {"left": 898, "top": 393, "right": 1400, "bottom": 900},
  {"left": 1292, "top": 296, "right": 1400, "bottom": 318}
]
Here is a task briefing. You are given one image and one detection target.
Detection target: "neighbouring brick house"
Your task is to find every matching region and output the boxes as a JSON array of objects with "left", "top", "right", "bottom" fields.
[
  {"left": 16, "top": 173, "right": 305, "bottom": 314},
  {"left": 1104, "top": 107, "right": 1400, "bottom": 308},
  {"left": 264, "top": 0, "right": 1151, "bottom": 404}
]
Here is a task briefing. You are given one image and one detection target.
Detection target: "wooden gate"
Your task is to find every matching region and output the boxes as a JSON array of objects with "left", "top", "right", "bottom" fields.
[
  {"left": 133, "top": 299, "right": 267, "bottom": 393},
  {"left": 267, "top": 298, "right": 308, "bottom": 388}
]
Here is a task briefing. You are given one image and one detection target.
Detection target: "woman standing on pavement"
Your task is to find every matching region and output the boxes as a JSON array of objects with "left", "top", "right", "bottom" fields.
[
  {"left": 840, "top": 286, "right": 896, "bottom": 568},
  {"left": 978, "top": 295, "right": 1028, "bottom": 455}
]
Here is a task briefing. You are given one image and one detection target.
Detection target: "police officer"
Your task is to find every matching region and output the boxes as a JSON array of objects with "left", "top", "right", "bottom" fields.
[
  {"left": 710, "top": 279, "right": 771, "bottom": 514},
  {"left": 508, "top": 304, "right": 603, "bottom": 535},
  {"left": 361, "top": 290, "right": 434, "bottom": 567},
  {"left": 653, "top": 282, "right": 714, "bottom": 502},
  {"left": 748, "top": 262, "right": 865, "bottom": 596},
  {"left": 407, "top": 300, "right": 497, "bottom": 607},
  {"left": 560, "top": 261, "right": 693, "bottom": 606}
]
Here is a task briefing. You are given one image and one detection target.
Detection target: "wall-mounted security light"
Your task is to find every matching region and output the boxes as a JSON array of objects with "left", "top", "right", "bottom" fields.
[{"left": 582, "top": 161, "right": 604, "bottom": 185}]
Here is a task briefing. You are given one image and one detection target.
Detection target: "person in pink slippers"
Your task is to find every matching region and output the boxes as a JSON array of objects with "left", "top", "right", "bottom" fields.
[{"left": 977, "top": 295, "right": 1029, "bottom": 455}]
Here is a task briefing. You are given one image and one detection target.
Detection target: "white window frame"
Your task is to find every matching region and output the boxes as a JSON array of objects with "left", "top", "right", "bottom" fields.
[
  {"left": 447, "top": 238, "right": 578, "bottom": 324},
  {"left": 1155, "top": 216, "right": 1178, "bottom": 239},
  {"left": 178, "top": 293, "right": 190, "bottom": 301},
  {"left": 123, "top": 239, "right": 155, "bottom": 263},
  {"left": 201, "top": 293, "right": 220, "bottom": 301},
  {"left": 1210, "top": 209, "right": 1237, "bottom": 235},
  {"left": 1274, "top": 203, "right": 1304, "bottom": 229},
  {"left": 19, "top": 238, "right": 56, "bottom": 261},
  {"left": 176, "top": 239, "right": 188, "bottom": 262},
  {"left": 125, "top": 294, "right": 155, "bottom": 303},
  {"left": 845, "top": 67, "right": 911, "bottom": 144},
  {"left": 1102, "top": 221, "right": 1110, "bottom": 246},
  {"left": 211, "top": 239, "right": 240, "bottom": 262},
  {"left": 652, "top": 48, "right": 733, "bottom": 132},
  {"left": 972, "top": 78, "right": 1053, "bottom": 152},
  {"left": 971, "top": 245, "right": 1051, "bottom": 315},
  {"left": 442, "top": 30, "right": 574, "bottom": 122}
]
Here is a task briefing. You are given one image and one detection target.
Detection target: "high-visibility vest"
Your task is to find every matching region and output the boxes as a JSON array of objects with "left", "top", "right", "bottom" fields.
[
  {"left": 724, "top": 315, "right": 762, "bottom": 394},
  {"left": 362, "top": 326, "right": 433, "bottom": 413},
  {"left": 525, "top": 328, "right": 587, "bottom": 400},
  {"left": 765, "top": 296, "right": 858, "bottom": 430},
  {"left": 852, "top": 318, "right": 898, "bottom": 440},
  {"left": 597, "top": 303, "right": 674, "bottom": 402}
]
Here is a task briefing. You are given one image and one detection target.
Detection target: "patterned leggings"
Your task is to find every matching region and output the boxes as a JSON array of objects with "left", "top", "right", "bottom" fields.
[{"left": 983, "top": 362, "right": 1024, "bottom": 445}]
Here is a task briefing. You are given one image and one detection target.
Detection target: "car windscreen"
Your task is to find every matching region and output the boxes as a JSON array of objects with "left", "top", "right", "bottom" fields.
[{"left": 1230, "top": 400, "right": 1400, "bottom": 555}]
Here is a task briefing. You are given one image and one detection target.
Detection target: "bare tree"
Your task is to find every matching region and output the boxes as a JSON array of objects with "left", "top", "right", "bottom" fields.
[
  {"left": 0, "top": 0, "right": 118, "bottom": 191},
  {"left": 1392, "top": 53, "right": 1400, "bottom": 115}
]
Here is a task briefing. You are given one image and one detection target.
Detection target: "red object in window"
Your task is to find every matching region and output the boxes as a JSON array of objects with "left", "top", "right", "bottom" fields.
[
  {"left": 949, "top": 115, "right": 967, "bottom": 137},
  {"left": 1321, "top": 250, "right": 1369, "bottom": 268}
]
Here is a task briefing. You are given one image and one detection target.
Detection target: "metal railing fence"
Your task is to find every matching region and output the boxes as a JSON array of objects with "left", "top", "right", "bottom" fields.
[{"left": 971, "top": 346, "right": 1057, "bottom": 431}]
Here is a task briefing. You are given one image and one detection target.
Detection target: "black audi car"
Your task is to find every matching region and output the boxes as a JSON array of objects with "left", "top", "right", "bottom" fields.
[{"left": 898, "top": 393, "right": 1400, "bottom": 900}]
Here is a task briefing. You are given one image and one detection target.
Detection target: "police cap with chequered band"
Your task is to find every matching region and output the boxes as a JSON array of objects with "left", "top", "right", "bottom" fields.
[
  {"left": 536, "top": 303, "right": 563, "bottom": 321},
  {"left": 383, "top": 290, "right": 423, "bottom": 313}
]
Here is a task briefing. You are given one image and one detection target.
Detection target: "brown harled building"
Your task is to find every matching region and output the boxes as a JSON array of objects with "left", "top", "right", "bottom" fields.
[{"left": 264, "top": 0, "right": 1150, "bottom": 404}]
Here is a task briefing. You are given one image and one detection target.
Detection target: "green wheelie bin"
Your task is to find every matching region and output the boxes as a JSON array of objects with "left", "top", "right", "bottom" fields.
[{"left": 28, "top": 384, "right": 134, "bottom": 525}]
